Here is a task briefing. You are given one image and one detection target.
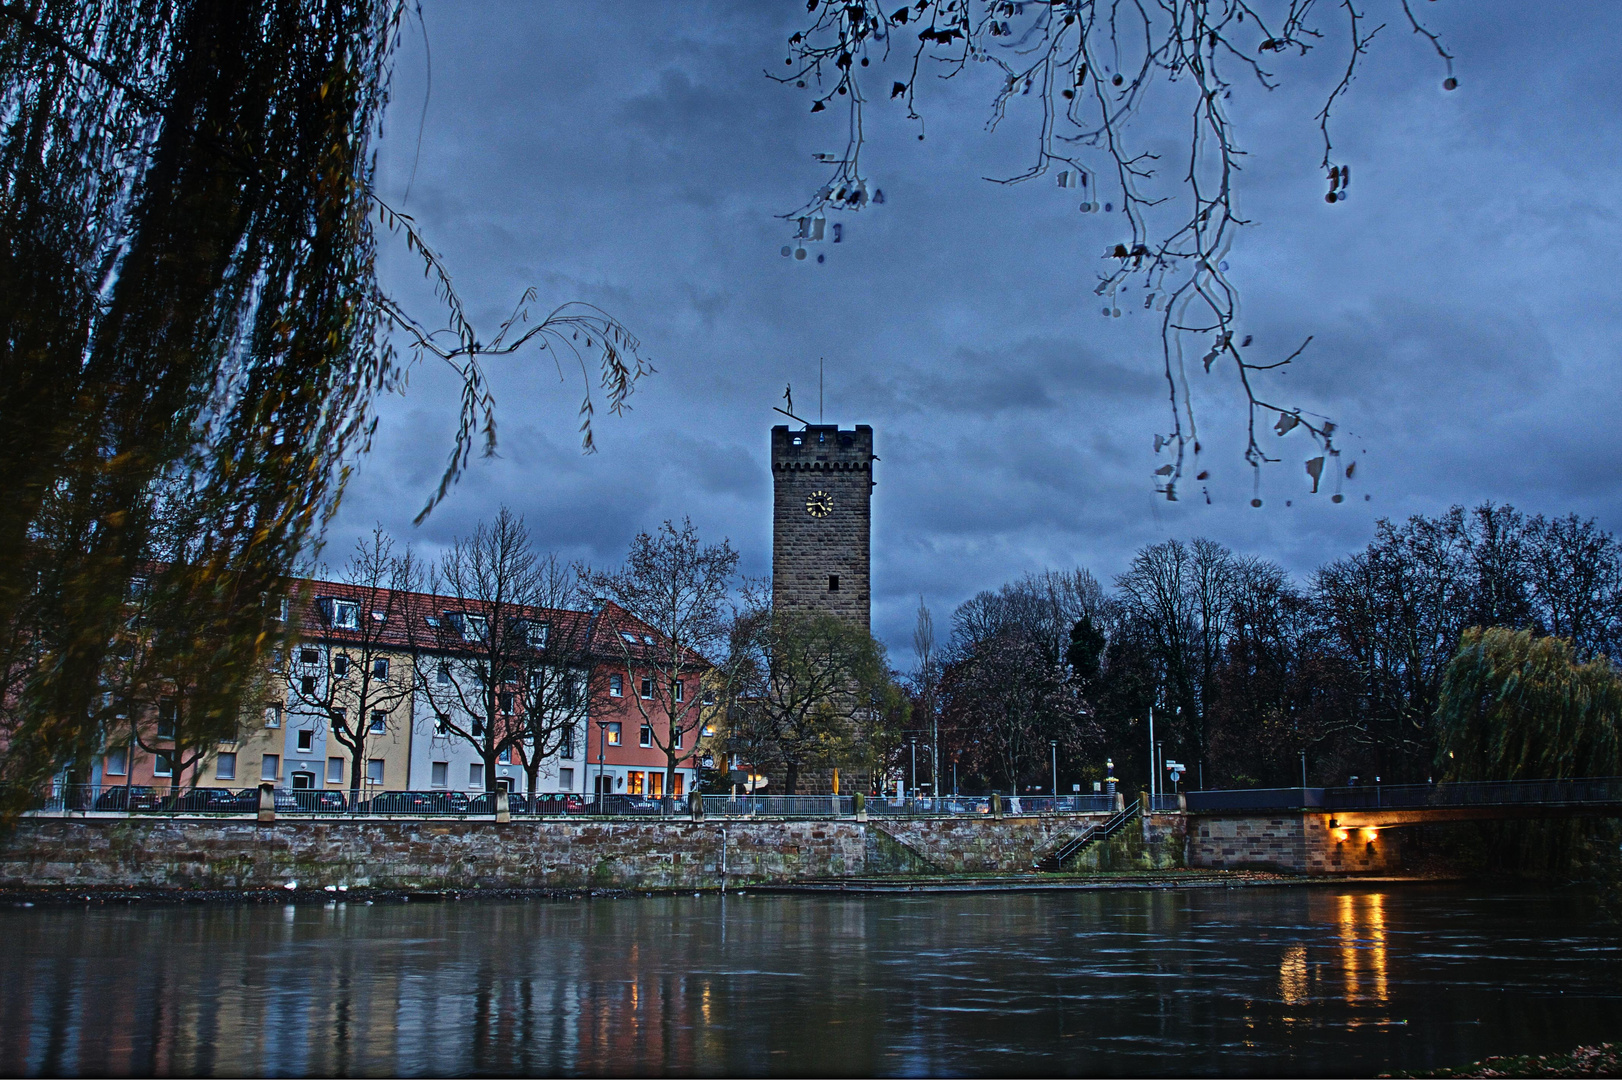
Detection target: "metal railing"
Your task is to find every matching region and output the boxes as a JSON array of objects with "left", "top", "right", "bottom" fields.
[
  {"left": 1035, "top": 800, "right": 1141, "bottom": 872},
  {"left": 17, "top": 784, "right": 1134, "bottom": 821},
  {"left": 1184, "top": 776, "right": 1622, "bottom": 814}
]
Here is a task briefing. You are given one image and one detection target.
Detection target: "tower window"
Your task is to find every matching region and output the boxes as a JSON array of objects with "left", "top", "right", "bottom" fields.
[{"left": 828, "top": 575, "right": 840, "bottom": 592}]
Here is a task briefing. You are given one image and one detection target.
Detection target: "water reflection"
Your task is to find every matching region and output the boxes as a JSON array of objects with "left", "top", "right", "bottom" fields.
[{"left": 0, "top": 886, "right": 1617, "bottom": 1077}]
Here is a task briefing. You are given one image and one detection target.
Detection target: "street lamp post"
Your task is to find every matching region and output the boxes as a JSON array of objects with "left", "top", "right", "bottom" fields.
[
  {"left": 908, "top": 737, "right": 916, "bottom": 800},
  {"left": 1050, "top": 740, "right": 1058, "bottom": 799}
]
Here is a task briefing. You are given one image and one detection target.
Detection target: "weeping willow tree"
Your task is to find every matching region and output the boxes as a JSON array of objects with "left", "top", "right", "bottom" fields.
[
  {"left": 1436, "top": 627, "right": 1622, "bottom": 885},
  {"left": 0, "top": 0, "right": 647, "bottom": 805},
  {"left": 1437, "top": 628, "right": 1622, "bottom": 782}
]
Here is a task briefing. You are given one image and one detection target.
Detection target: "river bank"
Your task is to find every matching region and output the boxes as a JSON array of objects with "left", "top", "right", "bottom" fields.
[{"left": 0, "top": 868, "right": 1466, "bottom": 907}]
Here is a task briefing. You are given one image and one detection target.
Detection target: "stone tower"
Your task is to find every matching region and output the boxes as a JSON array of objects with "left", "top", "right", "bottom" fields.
[{"left": 771, "top": 423, "right": 874, "bottom": 630}]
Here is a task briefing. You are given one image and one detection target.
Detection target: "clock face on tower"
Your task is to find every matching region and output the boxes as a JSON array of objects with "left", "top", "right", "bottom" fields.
[{"left": 806, "top": 490, "right": 833, "bottom": 518}]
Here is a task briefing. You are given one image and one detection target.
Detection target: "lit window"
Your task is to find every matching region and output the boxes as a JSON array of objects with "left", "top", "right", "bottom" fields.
[
  {"left": 367, "top": 759, "right": 384, "bottom": 785},
  {"left": 672, "top": 773, "right": 684, "bottom": 797},
  {"left": 703, "top": 724, "right": 716, "bottom": 738},
  {"left": 469, "top": 763, "right": 484, "bottom": 790},
  {"left": 296, "top": 729, "right": 314, "bottom": 753},
  {"left": 327, "top": 757, "right": 344, "bottom": 784},
  {"left": 609, "top": 674, "right": 623, "bottom": 697},
  {"left": 627, "top": 771, "right": 644, "bottom": 795},
  {"left": 431, "top": 761, "right": 447, "bottom": 788},
  {"left": 640, "top": 725, "right": 652, "bottom": 748},
  {"left": 216, "top": 752, "right": 236, "bottom": 781},
  {"left": 370, "top": 711, "right": 387, "bottom": 734},
  {"left": 606, "top": 722, "right": 622, "bottom": 746},
  {"left": 261, "top": 754, "right": 280, "bottom": 781}
]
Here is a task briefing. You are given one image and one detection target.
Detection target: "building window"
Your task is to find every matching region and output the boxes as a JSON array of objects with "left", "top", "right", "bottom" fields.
[
  {"left": 216, "top": 752, "right": 237, "bottom": 781},
  {"left": 157, "top": 697, "right": 177, "bottom": 741},
  {"left": 828, "top": 575, "right": 840, "bottom": 592},
  {"left": 672, "top": 726, "right": 683, "bottom": 750},
  {"left": 497, "top": 747, "right": 511, "bottom": 765},
  {"left": 498, "top": 691, "right": 513, "bottom": 714},
  {"left": 561, "top": 723, "right": 576, "bottom": 758},
  {"left": 262, "top": 754, "right": 280, "bottom": 781},
  {"left": 331, "top": 707, "right": 346, "bottom": 732},
  {"left": 559, "top": 767, "right": 574, "bottom": 790},
  {"left": 469, "top": 763, "right": 484, "bottom": 790},
  {"left": 471, "top": 716, "right": 484, "bottom": 738},
  {"left": 527, "top": 622, "right": 549, "bottom": 648},
  {"left": 640, "top": 677, "right": 653, "bottom": 699},
  {"left": 609, "top": 673, "right": 623, "bottom": 697},
  {"left": 639, "top": 724, "right": 652, "bottom": 748},
  {"left": 702, "top": 724, "right": 716, "bottom": 738},
  {"left": 648, "top": 772, "right": 663, "bottom": 798},
  {"left": 672, "top": 681, "right": 684, "bottom": 702},
  {"left": 105, "top": 746, "right": 128, "bottom": 776},
  {"left": 153, "top": 752, "right": 172, "bottom": 778},
  {"left": 434, "top": 713, "right": 449, "bottom": 736},
  {"left": 431, "top": 761, "right": 447, "bottom": 788},
  {"left": 373, "top": 657, "right": 389, "bottom": 678},
  {"left": 437, "top": 663, "right": 452, "bottom": 686},
  {"left": 370, "top": 711, "right": 387, "bottom": 734},
  {"left": 333, "top": 654, "right": 349, "bottom": 677},
  {"left": 672, "top": 773, "right": 684, "bottom": 797},
  {"left": 291, "top": 771, "right": 315, "bottom": 790},
  {"left": 265, "top": 704, "right": 282, "bottom": 728},
  {"left": 327, "top": 757, "right": 344, "bottom": 784},
  {"left": 333, "top": 600, "right": 359, "bottom": 629},
  {"left": 300, "top": 675, "right": 317, "bottom": 697},
  {"left": 296, "top": 729, "right": 314, "bottom": 753},
  {"left": 606, "top": 721, "right": 622, "bottom": 746},
  {"left": 627, "top": 771, "right": 644, "bottom": 795},
  {"left": 301, "top": 648, "right": 319, "bottom": 665},
  {"left": 367, "top": 759, "right": 384, "bottom": 785},
  {"left": 274, "top": 597, "right": 288, "bottom": 622},
  {"left": 702, "top": 690, "right": 715, "bottom": 706},
  {"left": 463, "top": 614, "right": 488, "bottom": 642}
]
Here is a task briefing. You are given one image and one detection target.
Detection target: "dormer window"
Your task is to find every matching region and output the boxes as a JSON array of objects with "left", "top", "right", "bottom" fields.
[
  {"left": 319, "top": 597, "right": 359, "bottom": 629},
  {"left": 463, "top": 614, "right": 488, "bottom": 643},
  {"left": 525, "top": 621, "right": 549, "bottom": 648},
  {"left": 621, "top": 631, "right": 640, "bottom": 645}
]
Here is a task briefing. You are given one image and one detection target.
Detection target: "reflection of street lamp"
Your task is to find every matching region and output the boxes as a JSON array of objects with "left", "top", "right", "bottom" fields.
[{"left": 595, "top": 719, "right": 611, "bottom": 810}]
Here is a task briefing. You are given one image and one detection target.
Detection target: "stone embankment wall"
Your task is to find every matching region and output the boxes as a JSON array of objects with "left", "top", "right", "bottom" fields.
[
  {"left": 1065, "top": 813, "right": 1187, "bottom": 872},
  {"left": 0, "top": 814, "right": 1142, "bottom": 891},
  {"left": 1188, "top": 813, "right": 1401, "bottom": 873}
]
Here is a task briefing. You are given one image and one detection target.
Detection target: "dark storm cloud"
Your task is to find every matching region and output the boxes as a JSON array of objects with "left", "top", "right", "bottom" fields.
[{"left": 336, "top": 1, "right": 1622, "bottom": 652}]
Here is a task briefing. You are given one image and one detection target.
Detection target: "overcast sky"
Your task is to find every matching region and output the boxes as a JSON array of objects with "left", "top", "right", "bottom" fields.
[{"left": 331, "top": 1, "right": 1622, "bottom": 657}]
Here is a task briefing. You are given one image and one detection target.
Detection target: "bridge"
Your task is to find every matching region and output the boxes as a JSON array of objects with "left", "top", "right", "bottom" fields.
[{"left": 1175, "top": 777, "right": 1622, "bottom": 875}]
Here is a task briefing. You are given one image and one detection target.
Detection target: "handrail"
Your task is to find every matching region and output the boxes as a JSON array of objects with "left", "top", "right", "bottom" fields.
[{"left": 1034, "top": 800, "right": 1140, "bottom": 872}]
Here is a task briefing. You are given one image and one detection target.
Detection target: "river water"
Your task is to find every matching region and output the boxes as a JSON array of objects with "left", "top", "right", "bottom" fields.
[{"left": 0, "top": 884, "right": 1616, "bottom": 1077}]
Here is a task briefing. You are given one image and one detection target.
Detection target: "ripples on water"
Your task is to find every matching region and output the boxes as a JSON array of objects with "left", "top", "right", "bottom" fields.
[{"left": 0, "top": 885, "right": 1616, "bottom": 1077}]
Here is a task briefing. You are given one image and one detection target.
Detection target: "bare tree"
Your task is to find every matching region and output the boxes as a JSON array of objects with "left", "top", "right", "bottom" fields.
[
  {"left": 1115, "top": 537, "right": 1238, "bottom": 777},
  {"left": 405, "top": 508, "right": 545, "bottom": 794},
  {"left": 509, "top": 554, "right": 597, "bottom": 796},
  {"left": 776, "top": 0, "right": 1456, "bottom": 497},
  {"left": 585, "top": 519, "right": 738, "bottom": 800},
  {"left": 284, "top": 528, "right": 415, "bottom": 802}
]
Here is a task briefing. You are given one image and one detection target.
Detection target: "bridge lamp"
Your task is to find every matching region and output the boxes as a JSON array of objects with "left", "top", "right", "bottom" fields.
[
  {"left": 1362, "top": 828, "right": 1379, "bottom": 845},
  {"left": 1334, "top": 828, "right": 1350, "bottom": 843}
]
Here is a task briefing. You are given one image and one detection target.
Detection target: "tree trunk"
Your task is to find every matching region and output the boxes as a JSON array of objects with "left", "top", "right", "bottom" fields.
[{"left": 349, "top": 739, "right": 365, "bottom": 805}]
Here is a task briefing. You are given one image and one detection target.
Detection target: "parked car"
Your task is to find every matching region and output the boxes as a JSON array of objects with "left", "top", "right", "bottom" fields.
[
  {"left": 93, "top": 785, "right": 160, "bottom": 812},
  {"left": 358, "top": 790, "right": 469, "bottom": 815},
  {"left": 528, "top": 793, "right": 587, "bottom": 815},
  {"left": 163, "top": 787, "right": 257, "bottom": 813},
  {"left": 287, "top": 789, "right": 348, "bottom": 813}
]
